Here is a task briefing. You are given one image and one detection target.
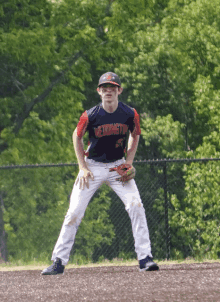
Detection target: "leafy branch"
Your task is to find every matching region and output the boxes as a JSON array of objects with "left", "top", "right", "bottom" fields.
[{"left": 13, "top": 51, "right": 81, "bottom": 134}]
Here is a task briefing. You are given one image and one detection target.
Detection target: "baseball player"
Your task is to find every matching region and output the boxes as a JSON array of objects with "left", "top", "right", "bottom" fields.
[{"left": 41, "top": 72, "right": 159, "bottom": 275}]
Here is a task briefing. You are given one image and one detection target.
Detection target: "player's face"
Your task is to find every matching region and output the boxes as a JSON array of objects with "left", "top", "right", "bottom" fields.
[{"left": 98, "top": 84, "right": 123, "bottom": 105}]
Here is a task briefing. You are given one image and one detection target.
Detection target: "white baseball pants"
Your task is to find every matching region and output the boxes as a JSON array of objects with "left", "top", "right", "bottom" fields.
[{"left": 52, "top": 158, "right": 152, "bottom": 265}]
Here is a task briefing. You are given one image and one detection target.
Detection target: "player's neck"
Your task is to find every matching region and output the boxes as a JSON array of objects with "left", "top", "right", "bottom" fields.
[
  {"left": 104, "top": 105, "right": 118, "bottom": 113},
  {"left": 102, "top": 100, "right": 118, "bottom": 113}
]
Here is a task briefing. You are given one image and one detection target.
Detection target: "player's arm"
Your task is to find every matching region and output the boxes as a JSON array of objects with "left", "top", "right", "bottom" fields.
[
  {"left": 110, "top": 132, "right": 139, "bottom": 183},
  {"left": 125, "top": 133, "right": 140, "bottom": 166},
  {"left": 73, "top": 112, "right": 94, "bottom": 189},
  {"left": 126, "top": 108, "right": 141, "bottom": 165},
  {"left": 72, "top": 128, "right": 89, "bottom": 170}
]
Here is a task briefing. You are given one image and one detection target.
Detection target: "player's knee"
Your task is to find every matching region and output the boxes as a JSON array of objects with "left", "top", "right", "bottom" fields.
[
  {"left": 127, "top": 198, "right": 144, "bottom": 211},
  {"left": 65, "top": 210, "right": 83, "bottom": 226}
]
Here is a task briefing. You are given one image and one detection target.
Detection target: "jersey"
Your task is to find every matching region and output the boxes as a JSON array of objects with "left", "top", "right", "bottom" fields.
[{"left": 76, "top": 102, "right": 141, "bottom": 163}]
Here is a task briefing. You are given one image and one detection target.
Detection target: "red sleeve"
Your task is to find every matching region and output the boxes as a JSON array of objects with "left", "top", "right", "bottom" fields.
[
  {"left": 77, "top": 111, "right": 89, "bottom": 138},
  {"left": 132, "top": 109, "right": 141, "bottom": 135}
]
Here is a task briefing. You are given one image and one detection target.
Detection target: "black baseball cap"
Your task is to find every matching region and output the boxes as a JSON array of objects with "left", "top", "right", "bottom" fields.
[{"left": 98, "top": 72, "right": 121, "bottom": 87}]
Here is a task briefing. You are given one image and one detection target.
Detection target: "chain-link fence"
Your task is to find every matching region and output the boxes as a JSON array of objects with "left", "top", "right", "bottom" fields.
[{"left": 1, "top": 158, "right": 220, "bottom": 262}]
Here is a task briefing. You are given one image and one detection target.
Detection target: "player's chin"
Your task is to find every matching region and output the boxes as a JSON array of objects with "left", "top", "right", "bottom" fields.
[{"left": 104, "top": 98, "right": 114, "bottom": 103}]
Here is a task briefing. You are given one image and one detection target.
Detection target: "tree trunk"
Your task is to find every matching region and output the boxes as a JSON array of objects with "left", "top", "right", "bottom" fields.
[{"left": 0, "top": 193, "right": 8, "bottom": 262}]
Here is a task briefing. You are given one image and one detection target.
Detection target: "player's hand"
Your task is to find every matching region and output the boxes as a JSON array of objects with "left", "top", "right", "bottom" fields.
[{"left": 75, "top": 168, "right": 94, "bottom": 190}]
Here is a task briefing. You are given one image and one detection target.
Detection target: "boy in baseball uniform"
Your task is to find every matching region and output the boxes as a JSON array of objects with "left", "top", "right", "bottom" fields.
[{"left": 41, "top": 72, "right": 159, "bottom": 275}]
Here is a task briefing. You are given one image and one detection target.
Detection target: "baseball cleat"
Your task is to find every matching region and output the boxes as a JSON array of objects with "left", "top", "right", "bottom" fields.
[
  {"left": 41, "top": 257, "right": 65, "bottom": 275},
  {"left": 139, "top": 256, "right": 159, "bottom": 272}
]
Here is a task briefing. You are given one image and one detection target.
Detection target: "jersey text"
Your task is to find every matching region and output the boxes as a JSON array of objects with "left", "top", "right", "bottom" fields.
[{"left": 94, "top": 123, "right": 129, "bottom": 138}]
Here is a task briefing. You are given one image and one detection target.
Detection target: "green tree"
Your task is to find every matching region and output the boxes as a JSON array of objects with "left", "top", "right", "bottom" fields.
[
  {"left": 141, "top": 114, "right": 185, "bottom": 159},
  {"left": 0, "top": 0, "right": 122, "bottom": 262},
  {"left": 170, "top": 158, "right": 220, "bottom": 259},
  {"left": 2, "top": 0, "right": 220, "bottom": 263}
]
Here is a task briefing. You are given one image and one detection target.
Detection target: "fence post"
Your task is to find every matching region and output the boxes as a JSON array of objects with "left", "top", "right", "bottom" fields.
[
  {"left": 0, "top": 193, "right": 8, "bottom": 262},
  {"left": 163, "top": 162, "right": 170, "bottom": 260}
]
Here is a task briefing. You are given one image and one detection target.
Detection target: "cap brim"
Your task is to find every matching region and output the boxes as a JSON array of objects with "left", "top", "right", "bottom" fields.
[{"left": 98, "top": 81, "right": 121, "bottom": 87}]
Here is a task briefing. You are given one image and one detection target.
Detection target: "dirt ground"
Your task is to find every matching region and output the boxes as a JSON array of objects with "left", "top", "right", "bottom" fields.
[{"left": 0, "top": 262, "right": 220, "bottom": 302}]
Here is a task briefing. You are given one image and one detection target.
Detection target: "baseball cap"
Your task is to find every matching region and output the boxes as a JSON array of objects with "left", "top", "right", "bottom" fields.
[{"left": 98, "top": 72, "right": 121, "bottom": 87}]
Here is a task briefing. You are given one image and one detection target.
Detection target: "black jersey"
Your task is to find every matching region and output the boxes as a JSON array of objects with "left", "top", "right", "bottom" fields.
[{"left": 76, "top": 102, "right": 141, "bottom": 163}]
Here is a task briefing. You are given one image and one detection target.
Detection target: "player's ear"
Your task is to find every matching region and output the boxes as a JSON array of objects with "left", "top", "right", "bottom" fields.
[
  {"left": 97, "top": 87, "right": 101, "bottom": 95},
  {"left": 118, "top": 87, "right": 123, "bottom": 95}
]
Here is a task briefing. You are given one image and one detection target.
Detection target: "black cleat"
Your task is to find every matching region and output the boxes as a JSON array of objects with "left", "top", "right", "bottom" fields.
[
  {"left": 41, "top": 258, "right": 65, "bottom": 275},
  {"left": 139, "top": 256, "right": 159, "bottom": 272}
]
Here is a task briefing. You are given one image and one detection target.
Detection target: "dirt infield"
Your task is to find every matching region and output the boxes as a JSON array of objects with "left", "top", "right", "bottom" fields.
[{"left": 1, "top": 262, "right": 220, "bottom": 301}]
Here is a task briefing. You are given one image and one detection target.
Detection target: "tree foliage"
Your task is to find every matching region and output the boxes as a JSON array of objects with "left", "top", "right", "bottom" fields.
[
  {"left": 170, "top": 159, "right": 220, "bottom": 259},
  {"left": 1, "top": 0, "right": 220, "bottom": 262}
]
